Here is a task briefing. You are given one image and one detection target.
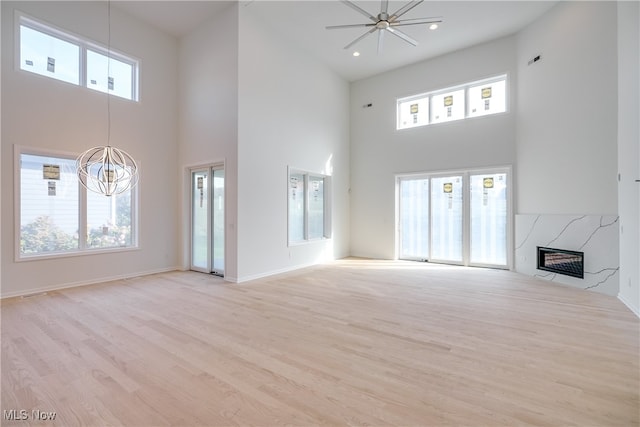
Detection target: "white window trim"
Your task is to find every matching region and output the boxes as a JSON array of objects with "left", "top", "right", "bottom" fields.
[
  {"left": 14, "top": 145, "right": 140, "bottom": 262},
  {"left": 15, "top": 10, "right": 140, "bottom": 102},
  {"left": 287, "top": 166, "right": 332, "bottom": 246},
  {"left": 396, "top": 74, "right": 508, "bottom": 130}
]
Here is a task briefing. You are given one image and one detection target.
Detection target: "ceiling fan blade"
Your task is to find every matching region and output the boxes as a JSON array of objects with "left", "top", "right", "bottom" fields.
[
  {"left": 390, "top": 17, "right": 443, "bottom": 27},
  {"left": 377, "top": 28, "right": 385, "bottom": 54},
  {"left": 340, "top": 0, "right": 377, "bottom": 23},
  {"left": 344, "top": 27, "right": 377, "bottom": 50},
  {"left": 381, "top": 0, "right": 389, "bottom": 15},
  {"left": 326, "top": 23, "right": 376, "bottom": 30},
  {"left": 386, "top": 27, "right": 418, "bottom": 46},
  {"left": 389, "top": 0, "right": 424, "bottom": 21}
]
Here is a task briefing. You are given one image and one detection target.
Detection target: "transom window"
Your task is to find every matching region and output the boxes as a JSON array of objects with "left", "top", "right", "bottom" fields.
[
  {"left": 397, "top": 75, "right": 507, "bottom": 130},
  {"left": 16, "top": 147, "right": 138, "bottom": 260},
  {"left": 18, "top": 13, "right": 139, "bottom": 101}
]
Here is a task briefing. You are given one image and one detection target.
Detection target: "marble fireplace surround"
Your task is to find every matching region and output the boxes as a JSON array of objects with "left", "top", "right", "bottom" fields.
[{"left": 515, "top": 215, "right": 619, "bottom": 296}]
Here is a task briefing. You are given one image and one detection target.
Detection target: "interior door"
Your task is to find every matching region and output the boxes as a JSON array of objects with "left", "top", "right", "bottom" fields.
[{"left": 190, "top": 166, "right": 224, "bottom": 276}]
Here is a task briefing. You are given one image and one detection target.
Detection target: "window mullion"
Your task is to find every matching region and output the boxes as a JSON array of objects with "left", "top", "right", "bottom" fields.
[
  {"left": 463, "top": 172, "right": 470, "bottom": 266},
  {"left": 80, "top": 45, "right": 86, "bottom": 88},
  {"left": 131, "top": 181, "right": 138, "bottom": 247},
  {"left": 304, "top": 174, "right": 309, "bottom": 240},
  {"left": 323, "top": 177, "right": 328, "bottom": 238},
  {"left": 79, "top": 183, "right": 87, "bottom": 250}
]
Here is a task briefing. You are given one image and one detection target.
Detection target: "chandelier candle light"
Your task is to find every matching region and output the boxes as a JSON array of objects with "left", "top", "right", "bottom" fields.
[{"left": 76, "top": 0, "right": 138, "bottom": 197}]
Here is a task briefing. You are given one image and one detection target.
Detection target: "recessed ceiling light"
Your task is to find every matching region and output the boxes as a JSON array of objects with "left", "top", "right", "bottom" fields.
[
  {"left": 353, "top": 51, "right": 360, "bottom": 57},
  {"left": 429, "top": 23, "right": 439, "bottom": 30}
]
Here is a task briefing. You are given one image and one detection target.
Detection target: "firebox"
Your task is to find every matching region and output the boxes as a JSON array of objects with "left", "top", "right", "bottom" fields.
[{"left": 536, "top": 247, "right": 584, "bottom": 279}]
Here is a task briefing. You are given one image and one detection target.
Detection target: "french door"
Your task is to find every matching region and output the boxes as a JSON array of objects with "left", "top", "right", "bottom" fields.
[
  {"left": 398, "top": 167, "right": 510, "bottom": 268},
  {"left": 191, "top": 166, "right": 224, "bottom": 276}
]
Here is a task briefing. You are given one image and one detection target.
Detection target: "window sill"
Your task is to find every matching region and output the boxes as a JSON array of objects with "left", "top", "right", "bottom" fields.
[
  {"left": 288, "top": 237, "right": 330, "bottom": 247},
  {"left": 15, "top": 245, "right": 141, "bottom": 263}
]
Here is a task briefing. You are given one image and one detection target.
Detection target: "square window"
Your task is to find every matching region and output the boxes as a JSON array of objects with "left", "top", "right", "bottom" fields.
[
  {"left": 18, "top": 148, "right": 138, "bottom": 260},
  {"left": 431, "top": 89, "right": 465, "bottom": 124},
  {"left": 468, "top": 79, "right": 506, "bottom": 117},
  {"left": 397, "top": 96, "right": 429, "bottom": 129}
]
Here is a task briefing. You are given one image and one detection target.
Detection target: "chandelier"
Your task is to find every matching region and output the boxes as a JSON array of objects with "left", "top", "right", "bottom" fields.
[
  {"left": 76, "top": 0, "right": 138, "bottom": 197},
  {"left": 77, "top": 146, "right": 138, "bottom": 196}
]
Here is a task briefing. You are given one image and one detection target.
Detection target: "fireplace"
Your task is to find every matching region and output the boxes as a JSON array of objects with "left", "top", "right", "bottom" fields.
[{"left": 537, "top": 247, "right": 584, "bottom": 279}]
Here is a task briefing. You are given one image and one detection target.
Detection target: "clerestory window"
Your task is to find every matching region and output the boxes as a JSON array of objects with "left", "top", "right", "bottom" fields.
[{"left": 18, "top": 13, "right": 139, "bottom": 101}]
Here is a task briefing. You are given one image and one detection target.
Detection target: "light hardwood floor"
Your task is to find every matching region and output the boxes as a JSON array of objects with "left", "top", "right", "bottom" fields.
[{"left": 1, "top": 259, "right": 638, "bottom": 426}]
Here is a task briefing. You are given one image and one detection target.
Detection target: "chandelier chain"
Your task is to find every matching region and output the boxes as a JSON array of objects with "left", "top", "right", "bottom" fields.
[{"left": 107, "top": 0, "right": 111, "bottom": 147}]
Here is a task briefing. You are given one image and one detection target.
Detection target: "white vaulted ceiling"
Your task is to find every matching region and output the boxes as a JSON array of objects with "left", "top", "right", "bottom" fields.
[{"left": 115, "top": 0, "right": 557, "bottom": 81}]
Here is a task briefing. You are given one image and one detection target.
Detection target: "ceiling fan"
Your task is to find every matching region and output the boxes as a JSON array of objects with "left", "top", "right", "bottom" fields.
[{"left": 326, "top": 0, "right": 442, "bottom": 53}]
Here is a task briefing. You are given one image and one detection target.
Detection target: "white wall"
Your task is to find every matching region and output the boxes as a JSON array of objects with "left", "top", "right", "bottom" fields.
[
  {"left": 617, "top": 1, "right": 640, "bottom": 316},
  {"left": 514, "top": 1, "right": 620, "bottom": 295},
  {"left": 516, "top": 1, "right": 618, "bottom": 215},
  {"left": 350, "top": 36, "right": 517, "bottom": 259},
  {"left": 236, "top": 5, "right": 350, "bottom": 281},
  {"left": 178, "top": 2, "right": 239, "bottom": 280},
  {"left": 1, "top": 1, "right": 180, "bottom": 297},
  {"left": 0, "top": 3, "right": 3, "bottom": 294}
]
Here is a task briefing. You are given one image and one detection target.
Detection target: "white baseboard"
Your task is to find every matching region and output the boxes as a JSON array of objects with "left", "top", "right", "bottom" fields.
[
  {"left": 233, "top": 262, "right": 317, "bottom": 283},
  {"left": 0, "top": 266, "right": 181, "bottom": 299},
  {"left": 618, "top": 293, "right": 640, "bottom": 318}
]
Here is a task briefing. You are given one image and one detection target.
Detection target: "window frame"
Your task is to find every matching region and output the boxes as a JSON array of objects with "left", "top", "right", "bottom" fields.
[
  {"left": 396, "top": 165, "right": 513, "bottom": 269},
  {"left": 430, "top": 87, "right": 466, "bottom": 124},
  {"left": 466, "top": 76, "right": 507, "bottom": 118},
  {"left": 287, "top": 167, "right": 331, "bottom": 245},
  {"left": 396, "top": 94, "right": 430, "bottom": 130},
  {"left": 85, "top": 45, "right": 139, "bottom": 100},
  {"left": 396, "top": 74, "right": 508, "bottom": 130},
  {"left": 18, "top": 21, "right": 81, "bottom": 85},
  {"left": 14, "top": 145, "right": 140, "bottom": 262},
  {"left": 16, "top": 11, "right": 140, "bottom": 102}
]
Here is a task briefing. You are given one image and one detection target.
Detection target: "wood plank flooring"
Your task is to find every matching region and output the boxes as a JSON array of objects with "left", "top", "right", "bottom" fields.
[{"left": 1, "top": 259, "right": 638, "bottom": 426}]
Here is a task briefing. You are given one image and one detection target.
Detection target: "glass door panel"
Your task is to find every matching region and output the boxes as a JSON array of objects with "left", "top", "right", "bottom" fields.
[
  {"left": 397, "top": 168, "right": 510, "bottom": 269},
  {"left": 191, "top": 170, "right": 209, "bottom": 271},
  {"left": 430, "top": 176, "right": 463, "bottom": 262},
  {"left": 212, "top": 169, "right": 225, "bottom": 274},
  {"left": 191, "top": 166, "right": 224, "bottom": 275},
  {"left": 470, "top": 172, "right": 508, "bottom": 266},
  {"left": 399, "top": 178, "right": 429, "bottom": 260}
]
